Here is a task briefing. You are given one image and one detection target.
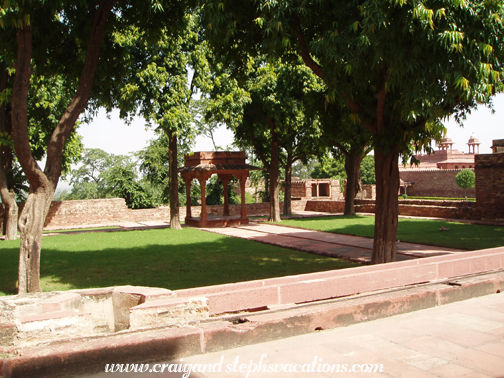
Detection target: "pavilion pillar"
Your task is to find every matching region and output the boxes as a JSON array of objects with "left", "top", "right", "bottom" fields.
[
  {"left": 219, "top": 174, "right": 232, "bottom": 216},
  {"left": 182, "top": 174, "right": 193, "bottom": 219},
  {"left": 239, "top": 173, "right": 248, "bottom": 219},
  {"left": 198, "top": 172, "right": 210, "bottom": 225}
]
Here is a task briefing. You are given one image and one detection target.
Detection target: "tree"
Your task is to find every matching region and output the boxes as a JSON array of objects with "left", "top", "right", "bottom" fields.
[
  {"left": 192, "top": 99, "right": 222, "bottom": 151},
  {"left": 455, "top": 169, "right": 475, "bottom": 200},
  {"left": 137, "top": 132, "right": 196, "bottom": 207},
  {"left": 116, "top": 12, "right": 208, "bottom": 229},
  {"left": 3, "top": 0, "right": 195, "bottom": 293},
  {"left": 0, "top": 58, "right": 82, "bottom": 239},
  {"left": 311, "top": 156, "right": 346, "bottom": 181},
  {"left": 214, "top": 60, "right": 324, "bottom": 220},
  {"left": 66, "top": 148, "right": 152, "bottom": 208},
  {"left": 204, "top": 0, "right": 504, "bottom": 263},
  {"left": 205, "top": 175, "right": 239, "bottom": 206},
  {"left": 318, "top": 107, "right": 373, "bottom": 215}
]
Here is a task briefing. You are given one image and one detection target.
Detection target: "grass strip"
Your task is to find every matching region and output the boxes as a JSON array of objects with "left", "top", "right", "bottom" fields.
[
  {"left": 0, "top": 227, "right": 359, "bottom": 296},
  {"left": 280, "top": 215, "right": 504, "bottom": 250}
]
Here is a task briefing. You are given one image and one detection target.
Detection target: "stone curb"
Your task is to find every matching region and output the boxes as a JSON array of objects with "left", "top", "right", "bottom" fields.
[{"left": 2, "top": 271, "right": 503, "bottom": 378}]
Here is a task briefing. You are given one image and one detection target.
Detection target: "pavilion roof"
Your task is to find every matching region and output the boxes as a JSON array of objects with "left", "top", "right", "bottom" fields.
[{"left": 178, "top": 163, "right": 261, "bottom": 173}]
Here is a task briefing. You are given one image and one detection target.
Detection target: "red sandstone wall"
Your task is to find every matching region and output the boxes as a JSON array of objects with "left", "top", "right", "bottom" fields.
[
  {"left": 476, "top": 153, "right": 504, "bottom": 220},
  {"left": 399, "top": 169, "right": 476, "bottom": 198},
  {"left": 304, "top": 201, "right": 345, "bottom": 213},
  {"left": 0, "top": 196, "right": 480, "bottom": 230},
  {"left": 291, "top": 181, "right": 308, "bottom": 198},
  {"left": 355, "top": 199, "right": 477, "bottom": 219},
  {"left": 0, "top": 199, "right": 287, "bottom": 229}
]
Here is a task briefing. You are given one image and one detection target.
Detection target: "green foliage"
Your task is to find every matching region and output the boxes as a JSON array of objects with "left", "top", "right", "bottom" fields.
[
  {"left": 205, "top": 175, "right": 239, "bottom": 206},
  {"left": 407, "top": 196, "right": 475, "bottom": 202},
  {"left": 115, "top": 12, "right": 209, "bottom": 139},
  {"left": 455, "top": 169, "right": 476, "bottom": 200},
  {"left": 455, "top": 169, "right": 476, "bottom": 190},
  {"left": 203, "top": 0, "right": 504, "bottom": 181},
  {"left": 292, "top": 159, "right": 318, "bottom": 180},
  {"left": 310, "top": 158, "right": 346, "bottom": 180},
  {"left": 360, "top": 155, "right": 375, "bottom": 185},
  {"left": 66, "top": 148, "right": 153, "bottom": 208}
]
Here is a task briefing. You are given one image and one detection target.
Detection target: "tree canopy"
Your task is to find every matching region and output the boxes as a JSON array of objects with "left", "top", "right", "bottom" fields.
[
  {"left": 2, "top": 0, "right": 198, "bottom": 292},
  {"left": 455, "top": 169, "right": 476, "bottom": 200},
  {"left": 204, "top": 0, "right": 504, "bottom": 263}
]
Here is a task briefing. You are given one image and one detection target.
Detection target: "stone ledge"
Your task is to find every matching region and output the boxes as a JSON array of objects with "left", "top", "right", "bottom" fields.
[
  {"left": 174, "top": 246, "right": 504, "bottom": 315},
  {"left": 2, "top": 271, "right": 503, "bottom": 378},
  {"left": 40, "top": 293, "right": 81, "bottom": 313},
  {"left": 129, "top": 297, "right": 209, "bottom": 330}
]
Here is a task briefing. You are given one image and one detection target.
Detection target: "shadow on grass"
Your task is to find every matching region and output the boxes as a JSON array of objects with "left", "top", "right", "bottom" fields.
[
  {"left": 281, "top": 215, "right": 504, "bottom": 251},
  {"left": 0, "top": 228, "right": 359, "bottom": 296}
]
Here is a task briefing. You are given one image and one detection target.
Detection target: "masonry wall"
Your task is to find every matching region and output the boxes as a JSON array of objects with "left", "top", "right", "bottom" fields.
[
  {"left": 475, "top": 153, "right": 504, "bottom": 220},
  {"left": 399, "top": 169, "right": 476, "bottom": 198},
  {"left": 0, "top": 195, "right": 481, "bottom": 230},
  {"left": 354, "top": 199, "right": 477, "bottom": 219},
  {"left": 0, "top": 198, "right": 303, "bottom": 229}
]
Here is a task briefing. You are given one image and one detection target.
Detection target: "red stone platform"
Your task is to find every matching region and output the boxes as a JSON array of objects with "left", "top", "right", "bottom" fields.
[{"left": 185, "top": 215, "right": 249, "bottom": 228}]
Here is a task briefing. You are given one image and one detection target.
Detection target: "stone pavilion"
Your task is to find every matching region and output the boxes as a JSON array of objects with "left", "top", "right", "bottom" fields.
[{"left": 178, "top": 151, "right": 260, "bottom": 227}]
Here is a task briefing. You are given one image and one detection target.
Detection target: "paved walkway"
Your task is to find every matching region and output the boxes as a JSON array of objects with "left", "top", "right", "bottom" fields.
[
  {"left": 202, "top": 223, "right": 464, "bottom": 263},
  {"left": 84, "top": 293, "right": 504, "bottom": 378}
]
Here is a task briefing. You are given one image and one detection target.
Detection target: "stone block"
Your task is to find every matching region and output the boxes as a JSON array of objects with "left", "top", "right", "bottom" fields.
[
  {"left": 175, "top": 280, "right": 265, "bottom": 298},
  {"left": 0, "top": 322, "right": 16, "bottom": 347},
  {"left": 40, "top": 293, "right": 81, "bottom": 313},
  {"left": 129, "top": 297, "right": 209, "bottom": 329},
  {"left": 18, "top": 311, "right": 94, "bottom": 345},
  {"left": 206, "top": 286, "right": 279, "bottom": 315},
  {"left": 111, "top": 286, "right": 175, "bottom": 331},
  {"left": 112, "top": 290, "right": 143, "bottom": 332}
]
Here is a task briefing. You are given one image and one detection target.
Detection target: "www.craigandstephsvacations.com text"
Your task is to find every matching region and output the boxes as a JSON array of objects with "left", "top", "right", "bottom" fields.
[{"left": 104, "top": 355, "right": 384, "bottom": 377}]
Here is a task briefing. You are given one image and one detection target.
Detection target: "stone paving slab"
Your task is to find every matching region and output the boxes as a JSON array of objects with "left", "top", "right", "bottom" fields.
[
  {"left": 168, "top": 293, "right": 504, "bottom": 378},
  {"left": 203, "top": 223, "right": 463, "bottom": 263}
]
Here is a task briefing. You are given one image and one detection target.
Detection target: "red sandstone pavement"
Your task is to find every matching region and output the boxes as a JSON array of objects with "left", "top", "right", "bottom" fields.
[
  {"left": 201, "top": 223, "right": 464, "bottom": 263},
  {"left": 82, "top": 293, "right": 504, "bottom": 378}
]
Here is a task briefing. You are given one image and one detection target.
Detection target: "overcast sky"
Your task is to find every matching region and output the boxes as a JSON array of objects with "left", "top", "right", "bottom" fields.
[{"left": 78, "top": 93, "right": 504, "bottom": 158}]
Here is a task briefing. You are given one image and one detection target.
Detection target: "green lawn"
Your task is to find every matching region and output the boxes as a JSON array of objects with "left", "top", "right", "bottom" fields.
[
  {"left": 405, "top": 196, "right": 476, "bottom": 202},
  {"left": 280, "top": 215, "right": 504, "bottom": 250},
  {"left": 0, "top": 228, "right": 359, "bottom": 296}
]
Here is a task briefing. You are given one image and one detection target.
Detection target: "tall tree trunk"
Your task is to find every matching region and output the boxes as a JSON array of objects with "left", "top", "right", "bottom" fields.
[
  {"left": 268, "top": 140, "right": 281, "bottom": 222},
  {"left": 0, "top": 181, "right": 18, "bottom": 240},
  {"left": 168, "top": 131, "right": 182, "bottom": 230},
  {"left": 372, "top": 148, "right": 400, "bottom": 264},
  {"left": 11, "top": 2, "right": 114, "bottom": 293},
  {"left": 18, "top": 186, "right": 53, "bottom": 293},
  {"left": 0, "top": 63, "right": 18, "bottom": 239},
  {"left": 344, "top": 146, "right": 364, "bottom": 216},
  {"left": 283, "top": 153, "right": 293, "bottom": 216}
]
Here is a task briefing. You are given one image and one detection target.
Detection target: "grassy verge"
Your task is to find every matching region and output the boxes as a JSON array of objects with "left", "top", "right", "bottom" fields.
[
  {"left": 280, "top": 215, "right": 504, "bottom": 250},
  {"left": 43, "top": 226, "right": 119, "bottom": 234},
  {"left": 405, "top": 196, "right": 476, "bottom": 202},
  {"left": 0, "top": 227, "right": 359, "bottom": 296}
]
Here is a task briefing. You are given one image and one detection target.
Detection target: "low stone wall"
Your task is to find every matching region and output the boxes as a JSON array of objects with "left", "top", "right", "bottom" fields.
[
  {"left": 0, "top": 199, "right": 292, "bottom": 229},
  {"left": 399, "top": 169, "right": 476, "bottom": 198},
  {"left": 355, "top": 199, "right": 478, "bottom": 219},
  {"left": 304, "top": 200, "right": 345, "bottom": 213},
  {"left": 0, "top": 196, "right": 480, "bottom": 230},
  {"left": 476, "top": 153, "right": 504, "bottom": 220}
]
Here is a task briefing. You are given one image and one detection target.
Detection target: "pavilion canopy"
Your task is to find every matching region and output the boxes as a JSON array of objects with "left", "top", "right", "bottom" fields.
[{"left": 178, "top": 151, "right": 260, "bottom": 227}]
